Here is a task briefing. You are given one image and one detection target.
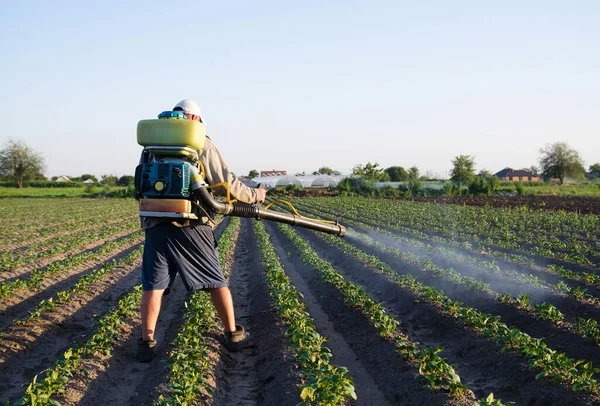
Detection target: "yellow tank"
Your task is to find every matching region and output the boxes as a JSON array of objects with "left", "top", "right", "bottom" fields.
[{"left": 137, "top": 119, "right": 206, "bottom": 151}]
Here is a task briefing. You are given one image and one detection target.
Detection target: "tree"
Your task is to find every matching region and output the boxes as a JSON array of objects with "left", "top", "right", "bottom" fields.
[
  {"left": 295, "top": 171, "right": 307, "bottom": 176},
  {"left": 81, "top": 174, "right": 98, "bottom": 182},
  {"left": 0, "top": 139, "right": 46, "bottom": 188},
  {"left": 101, "top": 175, "right": 118, "bottom": 186},
  {"left": 469, "top": 170, "right": 499, "bottom": 196},
  {"left": 352, "top": 162, "right": 387, "bottom": 181},
  {"left": 247, "top": 169, "right": 259, "bottom": 178},
  {"left": 118, "top": 175, "right": 135, "bottom": 186},
  {"left": 423, "top": 171, "right": 439, "bottom": 181},
  {"left": 384, "top": 166, "right": 408, "bottom": 181},
  {"left": 588, "top": 163, "right": 600, "bottom": 179},
  {"left": 312, "top": 166, "right": 341, "bottom": 176},
  {"left": 539, "top": 142, "right": 585, "bottom": 184},
  {"left": 407, "top": 166, "right": 422, "bottom": 195},
  {"left": 450, "top": 155, "right": 476, "bottom": 186}
]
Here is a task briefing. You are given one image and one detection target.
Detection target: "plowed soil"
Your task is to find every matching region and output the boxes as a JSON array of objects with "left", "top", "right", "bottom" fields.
[{"left": 1, "top": 214, "right": 598, "bottom": 405}]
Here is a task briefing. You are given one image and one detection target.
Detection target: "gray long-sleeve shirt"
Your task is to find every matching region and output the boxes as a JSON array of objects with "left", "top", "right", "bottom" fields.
[{"left": 140, "top": 136, "right": 259, "bottom": 230}]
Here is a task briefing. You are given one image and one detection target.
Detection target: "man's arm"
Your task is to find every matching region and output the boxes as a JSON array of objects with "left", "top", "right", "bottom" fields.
[{"left": 200, "top": 139, "right": 265, "bottom": 204}]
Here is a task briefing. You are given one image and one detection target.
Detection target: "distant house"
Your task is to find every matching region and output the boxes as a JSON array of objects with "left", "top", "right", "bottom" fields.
[
  {"left": 83, "top": 179, "right": 95, "bottom": 185},
  {"left": 494, "top": 168, "right": 541, "bottom": 182},
  {"left": 260, "top": 169, "right": 287, "bottom": 176},
  {"left": 55, "top": 175, "right": 71, "bottom": 182}
]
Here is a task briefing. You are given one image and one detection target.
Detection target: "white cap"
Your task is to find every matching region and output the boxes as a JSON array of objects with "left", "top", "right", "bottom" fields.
[{"left": 174, "top": 99, "right": 205, "bottom": 123}]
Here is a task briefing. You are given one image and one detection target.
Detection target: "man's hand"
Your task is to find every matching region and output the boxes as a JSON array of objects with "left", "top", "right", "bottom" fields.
[{"left": 255, "top": 186, "right": 267, "bottom": 204}]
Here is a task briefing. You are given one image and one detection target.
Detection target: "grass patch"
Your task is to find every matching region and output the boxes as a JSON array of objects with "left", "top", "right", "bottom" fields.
[{"left": 0, "top": 186, "right": 127, "bottom": 198}]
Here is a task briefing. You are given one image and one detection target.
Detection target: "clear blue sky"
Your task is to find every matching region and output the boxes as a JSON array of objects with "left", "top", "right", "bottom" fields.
[{"left": 1, "top": 1, "right": 598, "bottom": 179}]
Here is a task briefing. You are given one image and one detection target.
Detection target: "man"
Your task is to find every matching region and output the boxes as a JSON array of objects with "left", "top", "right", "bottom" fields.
[{"left": 137, "top": 99, "right": 266, "bottom": 362}]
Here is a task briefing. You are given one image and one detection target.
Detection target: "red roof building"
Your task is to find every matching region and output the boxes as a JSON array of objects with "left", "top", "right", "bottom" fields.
[
  {"left": 260, "top": 170, "right": 287, "bottom": 176},
  {"left": 494, "top": 168, "right": 541, "bottom": 182}
]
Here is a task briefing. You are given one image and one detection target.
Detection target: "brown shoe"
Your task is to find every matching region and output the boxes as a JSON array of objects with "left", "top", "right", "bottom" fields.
[{"left": 224, "top": 324, "right": 249, "bottom": 352}]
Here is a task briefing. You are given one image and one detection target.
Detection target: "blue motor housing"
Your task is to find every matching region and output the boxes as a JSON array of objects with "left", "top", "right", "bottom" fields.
[{"left": 136, "top": 161, "right": 192, "bottom": 198}]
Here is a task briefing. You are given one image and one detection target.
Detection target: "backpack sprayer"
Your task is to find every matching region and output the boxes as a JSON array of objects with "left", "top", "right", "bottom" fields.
[{"left": 134, "top": 111, "right": 346, "bottom": 237}]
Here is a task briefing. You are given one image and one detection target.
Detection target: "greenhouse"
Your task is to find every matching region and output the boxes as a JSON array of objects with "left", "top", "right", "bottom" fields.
[
  {"left": 298, "top": 175, "right": 340, "bottom": 187},
  {"left": 252, "top": 174, "right": 349, "bottom": 188},
  {"left": 251, "top": 175, "right": 303, "bottom": 188}
]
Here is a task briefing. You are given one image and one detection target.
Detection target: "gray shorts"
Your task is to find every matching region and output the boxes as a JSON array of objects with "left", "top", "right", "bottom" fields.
[{"left": 141, "top": 223, "right": 227, "bottom": 291}]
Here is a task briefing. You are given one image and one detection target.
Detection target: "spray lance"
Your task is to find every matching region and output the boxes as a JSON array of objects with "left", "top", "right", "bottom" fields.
[{"left": 134, "top": 111, "right": 346, "bottom": 237}]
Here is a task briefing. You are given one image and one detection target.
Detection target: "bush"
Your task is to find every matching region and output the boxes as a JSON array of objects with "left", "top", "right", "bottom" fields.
[
  {"left": 375, "top": 185, "right": 401, "bottom": 197},
  {"left": 444, "top": 181, "right": 453, "bottom": 196},
  {"left": 467, "top": 174, "right": 500, "bottom": 196},
  {"left": 337, "top": 177, "right": 376, "bottom": 196},
  {"left": 0, "top": 181, "right": 83, "bottom": 188},
  {"left": 407, "top": 177, "right": 422, "bottom": 196},
  {"left": 106, "top": 184, "right": 136, "bottom": 198},
  {"left": 515, "top": 181, "right": 526, "bottom": 196},
  {"left": 285, "top": 184, "right": 302, "bottom": 193}
]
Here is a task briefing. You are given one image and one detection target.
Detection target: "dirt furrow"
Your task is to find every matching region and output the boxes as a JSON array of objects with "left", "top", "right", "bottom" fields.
[{"left": 211, "top": 218, "right": 299, "bottom": 406}]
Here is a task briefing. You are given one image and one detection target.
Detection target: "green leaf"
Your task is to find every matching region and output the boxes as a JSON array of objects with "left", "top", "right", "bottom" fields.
[{"left": 300, "top": 386, "right": 315, "bottom": 400}]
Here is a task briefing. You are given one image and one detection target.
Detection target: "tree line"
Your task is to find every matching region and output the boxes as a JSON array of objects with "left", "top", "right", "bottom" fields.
[
  {"left": 0, "top": 139, "right": 134, "bottom": 188},
  {"left": 1, "top": 138, "right": 598, "bottom": 190}
]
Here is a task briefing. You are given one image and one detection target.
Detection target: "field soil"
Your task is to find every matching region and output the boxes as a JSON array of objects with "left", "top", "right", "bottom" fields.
[{"left": 2, "top": 208, "right": 599, "bottom": 404}]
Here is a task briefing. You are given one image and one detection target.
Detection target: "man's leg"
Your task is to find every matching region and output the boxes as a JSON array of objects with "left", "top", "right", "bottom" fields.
[
  {"left": 210, "top": 287, "right": 236, "bottom": 333},
  {"left": 141, "top": 289, "right": 165, "bottom": 341}
]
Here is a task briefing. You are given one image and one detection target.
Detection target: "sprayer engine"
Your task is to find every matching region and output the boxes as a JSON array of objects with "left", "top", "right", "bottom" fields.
[
  {"left": 136, "top": 160, "right": 193, "bottom": 198},
  {"left": 135, "top": 110, "right": 207, "bottom": 219}
]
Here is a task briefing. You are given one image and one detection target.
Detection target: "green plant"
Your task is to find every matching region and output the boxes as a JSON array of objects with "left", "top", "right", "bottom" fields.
[{"left": 514, "top": 181, "right": 525, "bottom": 196}]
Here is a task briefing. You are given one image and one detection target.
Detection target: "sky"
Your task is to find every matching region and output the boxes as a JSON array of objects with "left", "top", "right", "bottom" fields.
[{"left": 0, "top": 1, "right": 598, "bottom": 179}]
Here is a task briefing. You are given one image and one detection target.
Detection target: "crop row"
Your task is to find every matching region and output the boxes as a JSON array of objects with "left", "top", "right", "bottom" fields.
[
  {"left": 0, "top": 217, "right": 140, "bottom": 272},
  {"left": 294, "top": 198, "right": 536, "bottom": 268},
  {"left": 10, "top": 243, "right": 144, "bottom": 329},
  {"left": 349, "top": 229, "right": 600, "bottom": 347},
  {"left": 277, "top": 222, "right": 522, "bottom": 405},
  {"left": 295, "top": 199, "right": 600, "bottom": 299},
  {"left": 0, "top": 199, "right": 132, "bottom": 228},
  {"left": 1, "top": 214, "right": 137, "bottom": 259},
  {"left": 1, "top": 200, "right": 137, "bottom": 245},
  {"left": 0, "top": 229, "right": 143, "bottom": 298},
  {"left": 255, "top": 221, "right": 357, "bottom": 404},
  {"left": 16, "top": 286, "right": 143, "bottom": 405},
  {"left": 156, "top": 216, "right": 238, "bottom": 405},
  {"left": 313, "top": 228, "right": 600, "bottom": 396},
  {"left": 300, "top": 197, "right": 600, "bottom": 269},
  {"left": 296, "top": 201, "right": 600, "bottom": 338}
]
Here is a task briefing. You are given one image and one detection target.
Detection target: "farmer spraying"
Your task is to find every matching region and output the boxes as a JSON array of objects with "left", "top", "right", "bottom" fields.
[
  {"left": 136, "top": 99, "right": 266, "bottom": 362},
  {"left": 134, "top": 99, "right": 345, "bottom": 362}
]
